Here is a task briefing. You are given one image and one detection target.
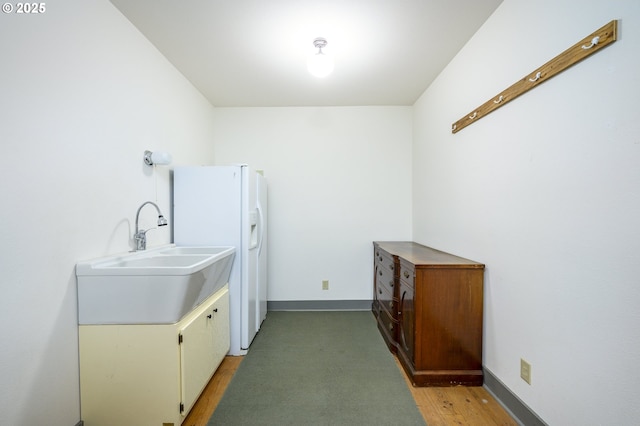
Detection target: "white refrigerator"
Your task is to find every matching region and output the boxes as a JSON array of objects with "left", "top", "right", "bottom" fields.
[{"left": 173, "top": 165, "right": 267, "bottom": 355}]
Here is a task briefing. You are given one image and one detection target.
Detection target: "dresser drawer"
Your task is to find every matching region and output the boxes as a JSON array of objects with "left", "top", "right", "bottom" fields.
[
  {"left": 375, "top": 247, "right": 396, "bottom": 277},
  {"left": 376, "top": 281, "right": 395, "bottom": 317},
  {"left": 378, "top": 306, "right": 398, "bottom": 339},
  {"left": 375, "top": 262, "right": 396, "bottom": 296},
  {"left": 399, "top": 259, "right": 415, "bottom": 289}
]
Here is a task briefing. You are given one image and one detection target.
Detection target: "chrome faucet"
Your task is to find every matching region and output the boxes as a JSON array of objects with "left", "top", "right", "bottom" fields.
[{"left": 134, "top": 201, "right": 168, "bottom": 251}]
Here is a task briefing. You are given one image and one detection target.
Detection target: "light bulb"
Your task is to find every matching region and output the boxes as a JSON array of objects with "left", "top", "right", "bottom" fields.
[
  {"left": 144, "top": 150, "right": 172, "bottom": 166},
  {"left": 151, "top": 151, "right": 172, "bottom": 165},
  {"left": 307, "top": 51, "right": 334, "bottom": 78}
]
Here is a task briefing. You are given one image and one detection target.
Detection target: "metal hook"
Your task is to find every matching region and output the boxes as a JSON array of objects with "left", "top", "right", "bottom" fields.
[
  {"left": 581, "top": 36, "right": 600, "bottom": 49},
  {"left": 493, "top": 95, "right": 504, "bottom": 104},
  {"left": 468, "top": 112, "right": 477, "bottom": 119},
  {"left": 528, "top": 72, "right": 542, "bottom": 82}
]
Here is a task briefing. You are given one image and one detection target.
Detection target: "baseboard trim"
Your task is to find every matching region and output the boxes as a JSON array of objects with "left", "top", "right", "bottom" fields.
[
  {"left": 483, "top": 367, "right": 547, "bottom": 426},
  {"left": 267, "top": 300, "right": 372, "bottom": 311}
]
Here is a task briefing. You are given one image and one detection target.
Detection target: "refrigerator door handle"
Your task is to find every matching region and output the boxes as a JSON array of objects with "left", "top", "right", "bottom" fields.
[{"left": 256, "top": 204, "right": 264, "bottom": 256}]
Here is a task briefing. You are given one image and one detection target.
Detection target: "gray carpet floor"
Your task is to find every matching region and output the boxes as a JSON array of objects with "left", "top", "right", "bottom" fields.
[{"left": 207, "top": 311, "right": 426, "bottom": 425}]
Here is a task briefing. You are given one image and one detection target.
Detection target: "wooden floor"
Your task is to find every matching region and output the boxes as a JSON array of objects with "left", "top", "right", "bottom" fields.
[{"left": 183, "top": 355, "right": 518, "bottom": 426}]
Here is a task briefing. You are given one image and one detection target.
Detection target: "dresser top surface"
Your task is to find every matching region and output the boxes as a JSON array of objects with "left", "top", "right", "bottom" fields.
[{"left": 374, "top": 241, "right": 484, "bottom": 268}]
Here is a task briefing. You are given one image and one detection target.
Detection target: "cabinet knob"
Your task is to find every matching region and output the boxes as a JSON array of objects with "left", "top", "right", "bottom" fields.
[
  {"left": 207, "top": 314, "right": 212, "bottom": 319},
  {"left": 213, "top": 308, "right": 218, "bottom": 312},
  {"left": 403, "top": 271, "right": 410, "bottom": 279},
  {"left": 389, "top": 264, "right": 394, "bottom": 270}
]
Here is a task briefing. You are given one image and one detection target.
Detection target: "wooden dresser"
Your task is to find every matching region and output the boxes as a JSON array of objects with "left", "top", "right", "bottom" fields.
[{"left": 373, "top": 241, "right": 484, "bottom": 386}]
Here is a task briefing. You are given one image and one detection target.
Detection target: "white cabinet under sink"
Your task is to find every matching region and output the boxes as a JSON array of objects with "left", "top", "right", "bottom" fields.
[{"left": 78, "top": 284, "right": 230, "bottom": 426}]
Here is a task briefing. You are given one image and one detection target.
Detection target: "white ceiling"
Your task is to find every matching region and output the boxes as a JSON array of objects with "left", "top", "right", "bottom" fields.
[{"left": 110, "top": 0, "right": 502, "bottom": 107}]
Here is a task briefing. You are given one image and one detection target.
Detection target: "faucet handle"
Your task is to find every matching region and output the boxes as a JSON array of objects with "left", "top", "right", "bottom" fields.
[{"left": 134, "top": 230, "right": 148, "bottom": 251}]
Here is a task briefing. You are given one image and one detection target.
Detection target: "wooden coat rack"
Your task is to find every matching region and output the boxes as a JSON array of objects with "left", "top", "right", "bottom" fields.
[{"left": 451, "top": 20, "right": 618, "bottom": 134}]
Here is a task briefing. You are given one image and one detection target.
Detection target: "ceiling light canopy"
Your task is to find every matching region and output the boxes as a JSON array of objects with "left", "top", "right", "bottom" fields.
[{"left": 307, "top": 37, "right": 334, "bottom": 78}]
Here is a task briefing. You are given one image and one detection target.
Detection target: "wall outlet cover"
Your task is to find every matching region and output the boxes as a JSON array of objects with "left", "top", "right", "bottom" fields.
[{"left": 520, "top": 358, "right": 531, "bottom": 385}]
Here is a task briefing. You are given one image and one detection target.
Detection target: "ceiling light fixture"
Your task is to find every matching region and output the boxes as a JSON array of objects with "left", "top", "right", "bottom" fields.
[{"left": 307, "top": 37, "right": 334, "bottom": 78}]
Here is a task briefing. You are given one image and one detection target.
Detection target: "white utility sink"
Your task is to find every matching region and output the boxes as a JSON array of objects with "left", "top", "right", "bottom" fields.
[{"left": 76, "top": 244, "right": 235, "bottom": 324}]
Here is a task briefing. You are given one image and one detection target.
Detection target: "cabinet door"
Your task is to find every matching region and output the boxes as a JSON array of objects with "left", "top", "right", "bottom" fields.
[
  {"left": 398, "top": 280, "right": 415, "bottom": 363},
  {"left": 210, "top": 289, "right": 231, "bottom": 373},
  {"left": 180, "top": 288, "right": 229, "bottom": 415},
  {"left": 79, "top": 325, "right": 181, "bottom": 426}
]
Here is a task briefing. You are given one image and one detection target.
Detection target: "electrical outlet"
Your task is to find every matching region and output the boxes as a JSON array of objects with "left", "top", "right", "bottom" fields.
[
  {"left": 520, "top": 358, "right": 531, "bottom": 385},
  {"left": 322, "top": 280, "right": 329, "bottom": 290}
]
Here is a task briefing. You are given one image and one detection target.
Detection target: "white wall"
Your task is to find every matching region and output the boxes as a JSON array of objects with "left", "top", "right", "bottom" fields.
[
  {"left": 211, "top": 107, "right": 412, "bottom": 302},
  {"left": 0, "top": 1, "right": 217, "bottom": 424},
  {"left": 412, "top": 0, "right": 640, "bottom": 424},
  {"left": 6, "top": 0, "right": 637, "bottom": 424}
]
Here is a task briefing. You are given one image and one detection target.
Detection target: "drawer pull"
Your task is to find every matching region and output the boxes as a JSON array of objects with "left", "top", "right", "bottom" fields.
[
  {"left": 378, "top": 270, "right": 382, "bottom": 276},
  {"left": 207, "top": 314, "right": 212, "bottom": 319},
  {"left": 403, "top": 271, "right": 410, "bottom": 279},
  {"left": 389, "top": 280, "right": 394, "bottom": 288},
  {"left": 389, "top": 264, "right": 394, "bottom": 270},
  {"left": 379, "top": 289, "right": 382, "bottom": 295}
]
